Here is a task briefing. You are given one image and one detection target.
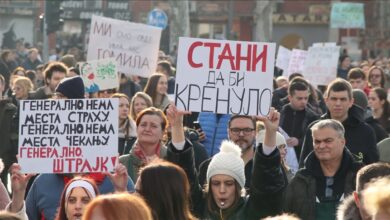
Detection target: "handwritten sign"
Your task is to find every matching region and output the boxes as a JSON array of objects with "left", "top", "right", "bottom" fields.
[
  {"left": 275, "top": 46, "right": 291, "bottom": 76},
  {"left": 287, "top": 49, "right": 307, "bottom": 75},
  {"left": 174, "top": 37, "right": 276, "bottom": 116},
  {"left": 331, "top": 2, "right": 365, "bottom": 29},
  {"left": 87, "top": 15, "right": 162, "bottom": 77},
  {"left": 302, "top": 45, "right": 340, "bottom": 86},
  {"left": 80, "top": 59, "right": 119, "bottom": 93},
  {"left": 18, "top": 99, "right": 119, "bottom": 173}
]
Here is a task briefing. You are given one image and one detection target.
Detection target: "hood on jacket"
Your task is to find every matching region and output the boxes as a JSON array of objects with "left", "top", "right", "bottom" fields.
[{"left": 336, "top": 194, "right": 362, "bottom": 220}]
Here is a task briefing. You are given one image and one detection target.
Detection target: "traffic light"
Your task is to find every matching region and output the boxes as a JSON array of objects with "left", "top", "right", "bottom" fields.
[{"left": 45, "top": 0, "right": 64, "bottom": 34}]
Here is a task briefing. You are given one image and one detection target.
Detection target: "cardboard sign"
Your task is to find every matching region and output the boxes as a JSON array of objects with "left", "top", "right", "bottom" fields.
[
  {"left": 87, "top": 15, "right": 162, "bottom": 77},
  {"left": 302, "top": 45, "right": 340, "bottom": 86},
  {"left": 18, "top": 99, "right": 119, "bottom": 173},
  {"left": 174, "top": 37, "right": 276, "bottom": 116},
  {"left": 331, "top": 2, "right": 365, "bottom": 29},
  {"left": 287, "top": 49, "right": 307, "bottom": 75},
  {"left": 80, "top": 59, "right": 119, "bottom": 93},
  {"left": 275, "top": 46, "right": 291, "bottom": 76}
]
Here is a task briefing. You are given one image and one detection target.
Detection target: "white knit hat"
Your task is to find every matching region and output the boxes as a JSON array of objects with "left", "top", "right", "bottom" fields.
[
  {"left": 256, "top": 130, "right": 286, "bottom": 147},
  {"left": 207, "top": 140, "right": 245, "bottom": 188}
]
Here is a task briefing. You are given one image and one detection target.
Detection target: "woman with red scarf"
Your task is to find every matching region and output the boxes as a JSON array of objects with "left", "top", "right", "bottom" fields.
[{"left": 119, "top": 107, "right": 170, "bottom": 182}]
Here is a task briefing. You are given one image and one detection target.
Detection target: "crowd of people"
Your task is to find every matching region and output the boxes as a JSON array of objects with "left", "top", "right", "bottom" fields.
[{"left": 0, "top": 43, "right": 389, "bottom": 220}]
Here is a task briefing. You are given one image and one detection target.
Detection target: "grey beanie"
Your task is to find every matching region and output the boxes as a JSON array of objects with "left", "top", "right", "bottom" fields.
[{"left": 352, "top": 89, "right": 368, "bottom": 110}]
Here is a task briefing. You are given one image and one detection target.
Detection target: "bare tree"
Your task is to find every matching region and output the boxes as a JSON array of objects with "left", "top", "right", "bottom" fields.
[
  {"left": 253, "top": 0, "right": 273, "bottom": 42},
  {"left": 168, "top": 0, "right": 190, "bottom": 52}
]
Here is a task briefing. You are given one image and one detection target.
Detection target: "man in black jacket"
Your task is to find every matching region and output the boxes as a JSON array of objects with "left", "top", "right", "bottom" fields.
[
  {"left": 280, "top": 81, "right": 319, "bottom": 160},
  {"left": 299, "top": 79, "right": 379, "bottom": 167}
]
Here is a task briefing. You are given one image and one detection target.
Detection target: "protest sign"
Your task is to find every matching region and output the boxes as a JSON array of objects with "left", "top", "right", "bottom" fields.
[
  {"left": 87, "top": 15, "right": 162, "bottom": 77},
  {"left": 331, "top": 2, "right": 365, "bottom": 29},
  {"left": 286, "top": 49, "right": 307, "bottom": 75},
  {"left": 175, "top": 37, "right": 276, "bottom": 116},
  {"left": 275, "top": 46, "right": 291, "bottom": 76},
  {"left": 18, "top": 99, "right": 119, "bottom": 173},
  {"left": 302, "top": 45, "right": 340, "bottom": 86},
  {"left": 313, "top": 42, "right": 337, "bottom": 47},
  {"left": 80, "top": 59, "right": 119, "bottom": 93}
]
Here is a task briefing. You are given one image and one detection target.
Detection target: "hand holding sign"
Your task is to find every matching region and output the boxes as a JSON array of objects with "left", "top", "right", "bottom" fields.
[{"left": 9, "top": 163, "right": 35, "bottom": 213}]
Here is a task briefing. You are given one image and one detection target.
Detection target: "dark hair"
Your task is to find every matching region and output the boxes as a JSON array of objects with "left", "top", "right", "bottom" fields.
[
  {"left": 356, "top": 163, "right": 390, "bottom": 192},
  {"left": 36, "top": 64, "right": 45, "bottom": 72},
  {"left": 288, "top": 73, "right": 303, "bottom": 82},
  {"left": 206, "top": 179, "right": 241, "bottom": 219},
  {"left": 135, "top": 107, "right": 168, "bottom": 131},
  {"left": 325, "top": 78, "right": 353, "bottom": 100},
  {"left": 368, "top": 66, "right": 385, "bottom": 88},
  {"left": 139, "top": 160, "right": 195, "bottom": 220},
  {"left": 372, "top": 87, "right": 390, "bottom": 120},
  {"left": 25, "top": 70, "right": 36, "bottom": 82},
  {"left": 289, "top": 77, "right": 319, "bottom": 104},
  {"left": 43, "top": 62, "right": 68, "bottom": 85},
  {"left": 55, "top": 177, "right": 99, "bottom": 220},
  {"left": 157, "top": 60, "right": 173, "bottom": 76},
  {"left": 347, "top": 68, "right": 366, "bottom": 80},
  {"left": 143, "top": 73, "right": 166, "bottom": 106},
  {"left": 228, "top": 115, "right": 256, "bottom": 129},
  {"left": 288, "top": 81, "right": 308, "bottom": 96},
  {"left": 339, "top": 55, "right": 350, "bottom": 64}
]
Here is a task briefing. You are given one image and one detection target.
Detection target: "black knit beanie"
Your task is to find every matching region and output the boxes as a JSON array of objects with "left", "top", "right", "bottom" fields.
[{"left": 55, "top": 76, "right": 85, "bottom": 99}]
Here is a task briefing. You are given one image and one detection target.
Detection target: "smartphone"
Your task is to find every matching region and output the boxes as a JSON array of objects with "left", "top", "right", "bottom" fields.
[{"left": 193, "top": 121, "right": 202, "bottom": 131}]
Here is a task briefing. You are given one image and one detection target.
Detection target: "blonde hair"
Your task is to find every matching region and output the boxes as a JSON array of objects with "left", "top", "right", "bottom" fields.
[
  {"left": 82, "top": 193, "right": 152, "bottom": 220},
  {"left": 14, "top": 76, "right": 33, "bottom": 98},
  {"left": 362, "top": 177, "right": 390, "bottom": 218}
]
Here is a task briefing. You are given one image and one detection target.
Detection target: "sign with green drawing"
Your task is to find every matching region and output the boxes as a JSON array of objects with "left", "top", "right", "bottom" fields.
[{"left": 80, "top": 58, "right": 119, "bottom": 93}]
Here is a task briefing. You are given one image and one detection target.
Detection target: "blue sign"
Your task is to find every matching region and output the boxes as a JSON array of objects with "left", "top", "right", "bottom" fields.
[{"left": 147, "top": 9, "right": 168, "bottom": 29}]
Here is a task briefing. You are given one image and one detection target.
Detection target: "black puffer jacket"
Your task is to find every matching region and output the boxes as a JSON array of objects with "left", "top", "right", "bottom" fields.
[
  {"left": 300, "top": 105, "right": 379, "bottom": 167},
  {"left": 171, "top": 143, "right": 286, "bottom": 220}
]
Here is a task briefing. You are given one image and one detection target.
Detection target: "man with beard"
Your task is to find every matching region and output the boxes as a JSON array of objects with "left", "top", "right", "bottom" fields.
[{"left": 198, "top": 115, "right": 256, "bottom": 190}]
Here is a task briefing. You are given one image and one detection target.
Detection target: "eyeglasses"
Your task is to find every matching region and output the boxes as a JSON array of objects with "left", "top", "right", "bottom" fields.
[{"left": 229, "top": 128, "right": 255, "bottom": 135}]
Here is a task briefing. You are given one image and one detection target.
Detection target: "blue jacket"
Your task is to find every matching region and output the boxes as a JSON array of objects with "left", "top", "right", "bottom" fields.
[
  {"left": 198, "top": 112, "right": 230, "bottom": 156},
  {"left": 26, "top": 174, "right": 134, "bottom": 220}
]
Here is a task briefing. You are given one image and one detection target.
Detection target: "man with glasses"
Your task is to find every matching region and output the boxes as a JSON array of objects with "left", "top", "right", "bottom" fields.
[
  {"left": 283, "top": 119, "right": 363, "bottom": 220},
  {"left": 198, "top": 115, "right": 257, "bottom": 190}
]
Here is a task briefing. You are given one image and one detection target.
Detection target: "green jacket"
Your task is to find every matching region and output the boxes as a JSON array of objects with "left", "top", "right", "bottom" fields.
[
  {"left": 119, "top": 143, "right": 167, "bottom": 182},
  {"left": 283, "top": 149, "right": 362, "bottom": 220}
]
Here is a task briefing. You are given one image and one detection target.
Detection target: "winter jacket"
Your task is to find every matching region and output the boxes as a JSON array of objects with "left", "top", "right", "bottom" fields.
[
  {"left": 180, "top": 144, "right": 286, "bottom": 220},
  {"left": 198, "top": 112, "right": 230, "bottom": 156},
  {"left": 119, "top": 143, "right": 168, "bottom": 182},
  {"left": 284, "top": 149, "right": 362, "bottom": 220},
  {"left": 336, "top": 194, "right": 362, "bottom": 220},
  {"left": 280, "top": 104, "right": 319, "bottom": 158},
  {"left": 26, "top": 174, "right": 135, "bottom": 220},
  {"left": 365, "top": 116, "right": 388, "bottom": 143},
  {"left": 0, "top": 99, "right": 18, "bottom": 186},
  {"left": 299, "top": 105, "right": 379, "bottom": 167}
]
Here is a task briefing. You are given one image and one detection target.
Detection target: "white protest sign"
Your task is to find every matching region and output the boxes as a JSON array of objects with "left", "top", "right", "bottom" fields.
[
  {"left": 80, "top": 59, "right": 119, "bottom": 93},
  {"left": 302, "top": 45, "right": 340, "bottom": 86},
  {"left": 87, "top": 15, "right": 162, "bottom": 77},
  {"left": 18, "top": 99, "right": 118, "bottom": 173},
  {"left": 175, "top": 37, "right": 276, "bottom": 116},
  {"left": 275, "top": 46, "right": 291, "bottom": 76},
  {"left": 287, "top": 49, "right": 307, "bottom": 75},
  {"left": 313, "top": 42, "right": 337, "bottom": 47}
]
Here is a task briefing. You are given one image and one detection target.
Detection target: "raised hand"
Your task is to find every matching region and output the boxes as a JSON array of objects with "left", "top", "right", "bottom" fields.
[
  {"left": 106, "top": 162, "right": 128, "bottom": 192},
  {"left": 166, "top": 104, "right": 191, "bottom": 126},
  {"left": 254, "top": 107, "right": 280, "bottom": 133},
  {"left": 9, "top": 163, "right": 35, "bottom": 213}
]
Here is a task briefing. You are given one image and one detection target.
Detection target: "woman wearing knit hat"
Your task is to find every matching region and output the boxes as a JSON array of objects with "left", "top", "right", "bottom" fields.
[{"left": 165, "top": 105, "right": 286, "bottom": 220}]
